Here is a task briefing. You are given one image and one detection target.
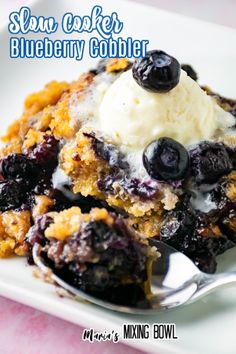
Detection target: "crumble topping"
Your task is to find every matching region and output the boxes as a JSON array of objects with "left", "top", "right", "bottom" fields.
[{"left": 0, "top": 210, "right": 30, "bottom": 257}]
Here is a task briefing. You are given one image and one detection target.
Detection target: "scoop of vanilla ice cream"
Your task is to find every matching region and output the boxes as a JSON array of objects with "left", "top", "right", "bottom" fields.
[{"left": 98, "top": 70, "right": 234, "bottom": 148}]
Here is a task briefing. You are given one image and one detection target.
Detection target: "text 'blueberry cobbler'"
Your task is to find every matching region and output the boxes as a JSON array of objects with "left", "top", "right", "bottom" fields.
[{"left": 1, "top": 52, "right": 236, "bottom": 300}]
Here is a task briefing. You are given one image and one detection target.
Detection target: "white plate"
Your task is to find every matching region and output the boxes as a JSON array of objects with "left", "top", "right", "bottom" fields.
[{"left": 0, "top": 1, "right": 236, "bottom": 353}]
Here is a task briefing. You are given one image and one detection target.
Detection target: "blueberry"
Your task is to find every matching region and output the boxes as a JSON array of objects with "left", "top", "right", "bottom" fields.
[
  {"left": 132, "top": 50, "right": 180, "bottom": 92},
  {"left": 0, "top": 154, "right": 38, "bottom": 180},
  {"left": 28, "top": 134, "right": 59, "bottom": 169},
  {"left": 160, "top": 208, "right": 222, "bottom": 273},
  {"left": 93, "top": 140, "right": 128, "bottom": 169},
  {"left": 0, "top": 180, "right": 23, "bottom": 211},
  {"left": 160, "top": 210, "right": 195, "bottom": 247},
  {"left": 82, "top": 221, "right": 114, "bottom": 245},
  {"left": 143, "top": 137, "right": 189, "bottom": 181},
  {"left": 26, "top": 215, "right": 53, "bottom": 246},
  {"left": 119, "top": 177, "right": 158, "bottom": 200},
  {"left": 190, "top": 142, "right": 232, "bottom": 184},
  {"left": 226, "top": 146, "right": 236, "bottom": 169},
  {"left": 84, "top": 133, "right": 128, "bottom": 169},
  {"left": 159, "top": 193, "right": 236, "bottom": 273},
  {"left": 81, "top": 220, "right": 129, "bottom": 251}
]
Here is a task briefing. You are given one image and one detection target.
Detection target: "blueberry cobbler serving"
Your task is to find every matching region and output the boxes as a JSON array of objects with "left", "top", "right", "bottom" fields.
[{"left": 1, "top": 50, "right": 236, "bottom": 301}]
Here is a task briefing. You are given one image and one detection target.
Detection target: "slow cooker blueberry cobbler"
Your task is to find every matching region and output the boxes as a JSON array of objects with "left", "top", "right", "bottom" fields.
[{"left": 1, "top": 50, "right": 236, "bottom": 299}]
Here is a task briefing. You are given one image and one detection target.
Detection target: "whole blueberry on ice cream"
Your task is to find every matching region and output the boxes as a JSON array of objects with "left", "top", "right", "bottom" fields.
[
  {"left": 132, "top": 50, "right": 181, "bottom": 92},
  {"left": 143, "top": 137, "right": 189, "bottom": 181}
]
